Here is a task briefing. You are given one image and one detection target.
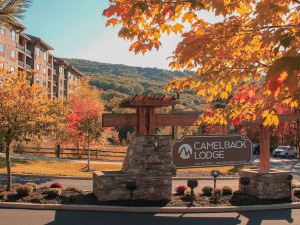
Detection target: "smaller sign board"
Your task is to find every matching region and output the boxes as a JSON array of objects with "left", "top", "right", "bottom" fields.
[{"left": 172, "top": 135, "right": 253, "bottom": 168}]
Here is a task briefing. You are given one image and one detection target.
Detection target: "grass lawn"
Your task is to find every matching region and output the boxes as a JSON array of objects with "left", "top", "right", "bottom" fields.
[
  {"left": 0, "top": 157, "right": 244, "bottom": 177},
  {"left": 0, "top": 157, "right": 121, "bottom": 177}
]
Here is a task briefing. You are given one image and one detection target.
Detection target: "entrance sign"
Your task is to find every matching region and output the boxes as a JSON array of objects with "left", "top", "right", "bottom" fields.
[{"left": 172, "top": 135, "right": 253, "bottom": 168}]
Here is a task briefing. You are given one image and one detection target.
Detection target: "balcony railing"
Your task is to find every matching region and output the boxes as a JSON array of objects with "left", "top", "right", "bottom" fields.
[
  {"left": 26, "top": 49, "right": 32, "bottom": 57},
  {"left": 18, "top": 60, "right": 25, "bottom": 68},
  {"left": 18, "top": 45, "right": 25, "bottom": 53},
  {"left": 26, "top": 64, "right": 32, "bottom": 70}
]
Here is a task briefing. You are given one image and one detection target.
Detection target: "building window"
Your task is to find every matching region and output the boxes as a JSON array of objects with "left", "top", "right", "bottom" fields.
[
  {"left": 11, "top": 30, "right": 16, "bottom": 42},
  {"left": 43, "top": 67, "right": 46, "bottom": 74},
  {"left": 0, "top": 26, "right": 4, "bottom": 35},
  {"left": 36, "top": 47, "right": 40, "bottom": 56},
  {"left": 0, "top": 62, "right": 4, "bottom": 68},
  {"left": 36, "top": 64, "right": 40, "bottom": 70},
  {"left": 43, "top": 52, "right": 47, "bottom": 61},
  {"left": 10, "top": 67, "right": 15, "bottom": 74},
  {"left": 11, "top": 50, "right": 16, "bottom": 58},
  {"left": 0, "top": 43, "right": 4, "bottom": 52}
]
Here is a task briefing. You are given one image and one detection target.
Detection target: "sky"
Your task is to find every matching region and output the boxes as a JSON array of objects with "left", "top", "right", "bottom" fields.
[{"left": 21, "top": 0, "right": 218, "bottom": 69}]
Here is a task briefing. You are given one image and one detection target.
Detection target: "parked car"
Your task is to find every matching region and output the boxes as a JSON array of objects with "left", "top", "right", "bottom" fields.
[
  {"left": 252, "top": 143, "right": 260, "bottom": 155},
  {"left": 273, "top": 146, "right": 297, "bottom": 158}
]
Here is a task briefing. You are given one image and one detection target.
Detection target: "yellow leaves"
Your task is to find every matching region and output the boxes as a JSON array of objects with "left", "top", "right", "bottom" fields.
[
  {"left": 172, "top": 23, "right": 184, "bottom": 34},
  {"left": 182, "top": 12, "right": 197, "bottom": 24},
  {"left": 262, "top": 110, "right": 279, "bottom": 127},
  {"left": 220, "top": 91, "right": 228, "bottom": 100}
]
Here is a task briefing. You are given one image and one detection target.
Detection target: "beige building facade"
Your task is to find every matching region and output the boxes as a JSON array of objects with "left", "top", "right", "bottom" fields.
[{"left": 0, "top": 20, "right": 83, "bottom": 98}]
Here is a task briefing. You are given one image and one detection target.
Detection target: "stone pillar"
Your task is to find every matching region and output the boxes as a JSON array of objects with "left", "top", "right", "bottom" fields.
[
  {"left": 239, "top": 169, "right": 292, "bottom": 199},
  {"left": 93, "top": 136, "right": 175, "bottom": 201}
]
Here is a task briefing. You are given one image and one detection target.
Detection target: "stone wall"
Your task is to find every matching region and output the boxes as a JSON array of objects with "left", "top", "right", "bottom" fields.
[
  {"left": 239, "top": 169, "right": 292, "bottom": 199},
  {"left": 93, "top": 136, "right": 175, "bottom": 201}
]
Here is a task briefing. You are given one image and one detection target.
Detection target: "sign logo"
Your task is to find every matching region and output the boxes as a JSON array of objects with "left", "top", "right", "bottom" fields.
[
  {"left": 172, "top": 135, "right": 253, "bottom": 168},
  {"left": 178, "top": 144, "right": 193, "bottom": 159}
]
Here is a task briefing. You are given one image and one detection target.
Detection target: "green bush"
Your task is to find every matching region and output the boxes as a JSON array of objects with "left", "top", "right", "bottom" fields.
[
  {"left": 181, "top": 193, "right": 195, "bottom": 202},
  {"left": 293, "top": 188, "right": 300, "bottom": 196},
  {"left": 222, "top": 186, "right": 233, "bottom": 196},
  {"left": 202, "top": 186, "right": 213, "bottom": 196},
  {"left": 46, "top": 188, "right": 62, "bottom": 199},
  {"left": 16, "top": 185, "right": 34, "bottom": 197}
]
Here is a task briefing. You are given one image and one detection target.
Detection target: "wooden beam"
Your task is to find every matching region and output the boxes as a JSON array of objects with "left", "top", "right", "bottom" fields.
[
  {"left": 102, "top": 114, "right": 137, "bottom": 127},
  {"left": 103, "top": 113, "right": 200, "bottom": 127},
  {"left": 259, "top": 126, "right": 270, "bottom": 173}
]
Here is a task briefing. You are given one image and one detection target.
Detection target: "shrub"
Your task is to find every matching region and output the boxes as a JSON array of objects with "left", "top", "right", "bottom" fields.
[
  {"left": 202, "top": 186, "right": 213, "bottom": 196},
  {"left": 210, "top": 189, "right": 222, "bottom": 204},
  {"left": 175, "top": 185, "right": 187, "bottom": 196},
  {"left": 214, "top": 188, "right": 222, "bottom": 196},
  {"left": 16, "top": 185, "right": 34, "bottom": 197},
  {"left": 26, "top": 183, "right": 38, "bottom": 190},
  {"left": 294, "top": 188, "right": 300, "bottom": 196},
  {"left": 50, "top": 182, "right": 63, "bottom": 189},
  {"left": 181, "top": 193, "right": 195, "bottom": 202},
  {"left": 0, "top": 191, "right": 10, "bottom": 201},
  {"left": 222, "top": 186, "right": 233, "bottom": 196},
  {"left": 46, "top": 188, "right": 62, "bottom": 199}
]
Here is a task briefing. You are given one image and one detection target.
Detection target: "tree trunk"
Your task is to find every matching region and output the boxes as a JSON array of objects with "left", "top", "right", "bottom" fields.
[
  {"left": 87, "top": 142, "right": 90, "bottom": 172},
  {"left": 5, "top": 141, "right": 12, "bottom": 191}
]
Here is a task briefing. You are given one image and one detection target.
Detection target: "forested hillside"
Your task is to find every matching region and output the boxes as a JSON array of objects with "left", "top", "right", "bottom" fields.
[{"left": 66, "top": 58, "right": 204, "bottom": 112}]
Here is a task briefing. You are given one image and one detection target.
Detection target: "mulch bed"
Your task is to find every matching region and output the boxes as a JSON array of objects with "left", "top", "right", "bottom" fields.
[{"left": 0, "top": 184, "right": 299, "bottom": 207}]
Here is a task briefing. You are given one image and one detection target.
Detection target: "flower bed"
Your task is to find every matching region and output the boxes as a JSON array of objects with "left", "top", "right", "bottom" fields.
[{"left": 0, "top": 183, "right": 299, "bottom": 207}]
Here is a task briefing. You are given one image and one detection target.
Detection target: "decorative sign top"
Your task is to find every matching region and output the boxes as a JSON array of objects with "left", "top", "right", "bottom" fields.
[{"left": 172, "top": 135, "right": 253, "bottom": 168}]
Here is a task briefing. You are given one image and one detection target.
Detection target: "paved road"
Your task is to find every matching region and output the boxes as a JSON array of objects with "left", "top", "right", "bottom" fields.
[
  {"left": 0, "top": 208, "right": 299, "bottom": 225},
  {"left": 0, "top": 174, "right": 238, "bottom": 191},
  {"left": 0, "top": 157, "right": 299, "bottom": 191}
]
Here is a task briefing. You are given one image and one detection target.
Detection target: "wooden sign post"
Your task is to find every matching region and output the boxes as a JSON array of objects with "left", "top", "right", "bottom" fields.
[{"left": 103, "top": 94, "right": 300, "bottom": 173}]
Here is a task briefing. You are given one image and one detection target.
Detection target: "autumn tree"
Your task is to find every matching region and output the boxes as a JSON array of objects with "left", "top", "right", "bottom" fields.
[
  {"left": 103, "top": 0, "right": 300, "bottom": 126},
  {"left": 67, "top": 78, "right": 105, "bottom": 171},
  {"left": 0, "top": 70, "right": 67, "bottom": 191}
]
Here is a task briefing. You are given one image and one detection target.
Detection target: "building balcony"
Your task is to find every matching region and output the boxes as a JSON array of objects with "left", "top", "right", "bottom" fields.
[
  {"left": 18, "top": 45, "right": 25, "bottom": 53},
  {"left": 26, "top": 64, "right": 32, "bottom": 70},
  {"left": 18, "top": 60, "right": 25, "bottom": 68},
  {"left": 26, "top": 49, "right": 32, "bottom": 57}
]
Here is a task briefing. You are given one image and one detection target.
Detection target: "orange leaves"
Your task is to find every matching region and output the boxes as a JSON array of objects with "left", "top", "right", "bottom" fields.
[
  {"left": 103, "top": 5, "right": 117, "bottom": 18},
  {"left": 106, "top": 18, "right": 118, "bottom": 27},
  {"left": 172, "top": 23, "right": 185, "bottom": 34},
  {"left": 266, "top": 56, "right": 300, "bottom": 97}
]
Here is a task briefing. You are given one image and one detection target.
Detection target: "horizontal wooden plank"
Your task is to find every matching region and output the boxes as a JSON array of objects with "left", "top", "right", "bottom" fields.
[
  {"left": 102, "top": 113, "right": 137, "bottom": 127},
  {"left": 102, "top": 113, "right": 200, "bottom": 127}
]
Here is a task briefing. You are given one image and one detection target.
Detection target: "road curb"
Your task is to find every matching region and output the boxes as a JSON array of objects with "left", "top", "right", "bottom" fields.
[
  {"left": 0, "top": 173, "right": 239, "bottom": 181},
  {"left": 0, "top": 202, "right": 299, "bottom": 213}
]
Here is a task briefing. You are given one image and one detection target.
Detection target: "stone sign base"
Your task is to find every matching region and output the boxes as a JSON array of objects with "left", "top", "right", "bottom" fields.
[
  {"left": 239, "top": 169, "right": 292, "bottom": 199},
  {"left": 93, "top": 136, "right": 174, "bottom": 201}
]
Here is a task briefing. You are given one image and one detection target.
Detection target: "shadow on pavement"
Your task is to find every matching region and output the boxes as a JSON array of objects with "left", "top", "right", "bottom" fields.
[
  {"left": 44, "top": 208, "right": 295, "bottom": 225},
  {"left": 45, "top": 211, "right": 241, "bottom": 225},
  {"left": 0, "top": 175, "right": 53, "bottom": 186},
  {"left": 239, "top": 209, "right": 294, "bottom": 225}
]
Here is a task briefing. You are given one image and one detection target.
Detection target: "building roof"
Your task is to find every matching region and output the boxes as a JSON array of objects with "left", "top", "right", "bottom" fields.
[
  {"left": 26, "top": 34, "right": 54, "bottom": 50},
  {"left": 54, "top": 57, "right": 84, "bottom": 77}
]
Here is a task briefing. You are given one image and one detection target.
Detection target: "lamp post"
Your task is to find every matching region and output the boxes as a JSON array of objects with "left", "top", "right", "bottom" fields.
[
  {"left": 187, "top": 179, "right": 198, "bottom": 205},
  {"left": 126, "top": 180, "right": 137, "bottom": 201},
  {"left": 211, "top": 170, "right": 220, "bottom": 189}
]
